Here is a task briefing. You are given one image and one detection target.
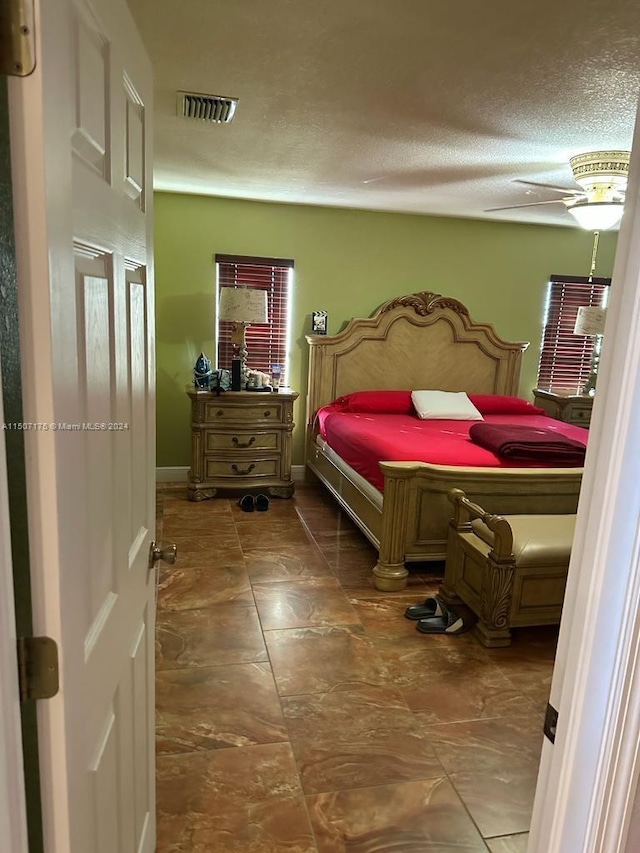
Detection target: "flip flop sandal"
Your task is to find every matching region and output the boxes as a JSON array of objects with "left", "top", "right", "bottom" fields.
[
  {"left": 416, "top": 609, "right": 468, "bottom": 635},
  {"left": 404, "top": 596, "right": 448, "bottom": 621},
  {"left": 255, "top": 493, "right": 270, "bottom": 511},
  {"left": 238, "top": 494, "right": 255, "bottom": 512}
]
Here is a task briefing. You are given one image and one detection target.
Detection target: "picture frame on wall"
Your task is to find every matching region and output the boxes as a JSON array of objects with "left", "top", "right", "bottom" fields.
[{"left": 312, "top": 310, "right": 328, "bottom": 334}]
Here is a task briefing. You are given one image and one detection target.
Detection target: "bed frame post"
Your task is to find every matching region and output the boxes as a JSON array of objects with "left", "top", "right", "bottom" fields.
[{"left": 373, "top": 462, "right": 419, "bottom": 591}]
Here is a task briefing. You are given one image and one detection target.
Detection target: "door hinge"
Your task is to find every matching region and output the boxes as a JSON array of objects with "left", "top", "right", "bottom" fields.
[
  {"left": 0, "top": 0, "right": 36, "bottom": 77},
  {"left": 544, "top": 702, "right": 558, "bottom": 744},
  {"left": 17, "top": 636, "right": 59, "bottom": 702}
]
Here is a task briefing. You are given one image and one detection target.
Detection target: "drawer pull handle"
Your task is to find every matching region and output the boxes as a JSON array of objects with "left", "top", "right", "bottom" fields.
[
  {"left": 232, "top": 436, "right": 256, "bottom": 448},
  {"left": 216, "top": 410, "right": 224, "bottom": 417},
  {"left": 264, "top": 411, "right": 271, "bottom": 418},
  {"left": 232, "top": 463, "right": 255, "bottom": 476}
]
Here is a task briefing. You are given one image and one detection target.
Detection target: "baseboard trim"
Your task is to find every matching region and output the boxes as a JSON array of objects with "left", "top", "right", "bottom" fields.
[
  {"left": 292, "top": 464, "right": 306, "bottom": 481},
  {"left": 156, "top": 466, "right": 189, "bottom": 483}
]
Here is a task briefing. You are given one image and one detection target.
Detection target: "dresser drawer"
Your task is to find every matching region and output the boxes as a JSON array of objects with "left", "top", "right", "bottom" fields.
[
  {"left": 203, "top": 457, "right": 279, "bottom": 480},
  {"left": 566, "top": 407, "right": 591, "bottom": 426},
  {"left": 203, "top": 401, "right": 284, "bottom": 424},
  {"left": 204, "top": 430, "right": 281, "bottom": 452}
]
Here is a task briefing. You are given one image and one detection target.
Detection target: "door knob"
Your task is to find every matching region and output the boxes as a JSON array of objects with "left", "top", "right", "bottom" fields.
[{"left": 149, "top": 541, "right": 177, "bottom": 569}]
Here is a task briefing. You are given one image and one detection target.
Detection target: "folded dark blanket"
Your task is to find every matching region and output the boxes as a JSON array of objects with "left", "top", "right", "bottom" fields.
[{"left": 469, "top": 423, "right": 587, "bottom": 465}]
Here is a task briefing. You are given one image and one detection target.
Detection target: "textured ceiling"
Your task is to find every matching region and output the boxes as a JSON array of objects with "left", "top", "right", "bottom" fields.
[{"left": 127, "top": 0, "right": 640, "bottom": 228}]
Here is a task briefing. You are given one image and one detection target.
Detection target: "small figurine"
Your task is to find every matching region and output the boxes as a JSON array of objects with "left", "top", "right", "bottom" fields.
[
  {"left": 193, "top": 352, "right": 213, "bottom": 390},
  {"left": 245, "top": 369, "right": 272, "bottom": 391}
]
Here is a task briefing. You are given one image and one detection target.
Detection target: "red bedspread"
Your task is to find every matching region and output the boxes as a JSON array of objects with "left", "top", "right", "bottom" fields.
[{"left": 316, "top": 407, "right": 589, "bottom": 492}]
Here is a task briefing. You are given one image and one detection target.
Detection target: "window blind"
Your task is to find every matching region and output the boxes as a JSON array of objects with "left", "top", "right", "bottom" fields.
[
  {"left": 536, "top": 274, "right": 610, "bottom": 394},
  {"left": 216, "top": 254, "right": 293, "bottom": 380}
]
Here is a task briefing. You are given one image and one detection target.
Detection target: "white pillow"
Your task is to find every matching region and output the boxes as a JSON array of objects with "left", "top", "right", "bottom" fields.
[{"left": 411, "top": 390, "right": 484, "bottom": 420}]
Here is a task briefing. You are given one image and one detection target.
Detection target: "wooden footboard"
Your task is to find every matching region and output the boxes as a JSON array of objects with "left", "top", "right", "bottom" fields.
[{"left": 308, "top": 438, "right": 582, "bottom": 591}]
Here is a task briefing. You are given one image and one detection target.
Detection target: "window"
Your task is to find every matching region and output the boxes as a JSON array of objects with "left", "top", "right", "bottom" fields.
[
  {"left": 215, "top": 254, "right": 293, "bottom": 380},
  {"left": 536, "top": 274, "right": 610, "bottom": 394}
]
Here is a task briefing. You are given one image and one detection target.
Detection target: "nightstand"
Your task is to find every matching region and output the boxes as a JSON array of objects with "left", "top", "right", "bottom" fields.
[
  {"left": 187, "top": 389, "right": 299, "bottom": 501},
  {"left": 533, "top": 389, "right": 593, "bottom": 428}
]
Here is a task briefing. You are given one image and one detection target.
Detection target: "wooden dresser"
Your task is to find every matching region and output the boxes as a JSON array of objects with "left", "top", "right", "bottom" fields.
[
  {"left": 187, "top": 389, "right": 299, "bottom": 501},
  {"left": 533, "top": 389, "right": 593, "bottom": 428}
]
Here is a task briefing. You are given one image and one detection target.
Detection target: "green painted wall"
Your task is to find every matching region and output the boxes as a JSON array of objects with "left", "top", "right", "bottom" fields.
[{"left": 155, "top": 192, "right": 617, "bottom": 467}]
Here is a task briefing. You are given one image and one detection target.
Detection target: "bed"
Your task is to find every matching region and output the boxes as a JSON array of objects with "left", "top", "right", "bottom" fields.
[{"left": 305, "top": 291, "right": 585, "bottom": 591}]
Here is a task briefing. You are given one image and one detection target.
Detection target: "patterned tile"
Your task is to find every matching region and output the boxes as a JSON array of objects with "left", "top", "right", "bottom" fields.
[
  {"left": 307, "top": 777, "right": 488, "bottom": 852},
  {"left": 282, "top": 686, "right": 444, "bottom": 794},
  {"left": 425, "top": 714, "right": 544, "bottom": 837},
  {"left": 243, "top": 545, "right": 334, "bottom": 583},
  {"left": 486, "top": 833, "right": 529, "bottom": 853},
  {"left": 162, "top": 497, "right": 233, "bottom": 517},
  {"left": 156, "top": 662, "right": 287, "bottom": 754},
  {"left": 393, "top": 647, "right": 539, "bottom": 721},
  {"left": 155, "top": 478, "right": 552, "bottom": 847},
  {"left": 169, "top": 529, "right": 241, "bottom": 566},
  {"left": 348, "top": 593, "right": 446, "bottom": 640},
  {"left": 321, "top": 545, "right": 381, "bottom": 577},
  {"left": 296, "top": 508, "right": 360, "bottom": 534},
  {"left": 253, "top": 577, "right": 361, "bottom": 630},
  {"left": 264, "top": 625, "right": 389, "bottom": 696},
  {"left": 487, "top": 626, "right": 558, "bottom": 713},
  {"left": 162, "top": 509, "right": 235, "bottom": 537},
  {"left": 235, "top": 520, "right": 314, "bottom": 549},
  {"left": 158, "top": 560, "right": 252, "bottom": 611},
  {"left": 156, "top": 743, "right": 317, "bottom": 852},
  {"left": 232, "top": 497, "right": 301, "bottom": 520},
  {"left": 314, "top": 528, "right": 378, "bottom": 558},
  {"left": 156, "top": 606, "right": 267, "bottom": 670}
]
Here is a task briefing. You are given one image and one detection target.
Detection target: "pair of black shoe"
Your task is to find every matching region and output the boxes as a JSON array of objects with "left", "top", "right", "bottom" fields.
[
  {"left": 238, "top": 494, "right": 270, "bottom": 512},
  {"left": 404, "top": 595, "right": 467, "bottom": 635}
]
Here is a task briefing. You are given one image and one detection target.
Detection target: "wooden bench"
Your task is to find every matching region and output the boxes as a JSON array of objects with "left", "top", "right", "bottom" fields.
[{"left": 439, "top": 488, "right": 575, "bottom": 647}]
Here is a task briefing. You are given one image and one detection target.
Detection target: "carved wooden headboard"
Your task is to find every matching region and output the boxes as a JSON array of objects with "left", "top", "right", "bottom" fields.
[{"left": 305, "top": 291, "right": 529, "bottom": 427}]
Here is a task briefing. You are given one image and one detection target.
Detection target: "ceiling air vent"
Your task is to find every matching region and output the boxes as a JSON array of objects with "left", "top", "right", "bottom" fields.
[{"left": 177, "top": 91, "right": 238, "bottom": 123}]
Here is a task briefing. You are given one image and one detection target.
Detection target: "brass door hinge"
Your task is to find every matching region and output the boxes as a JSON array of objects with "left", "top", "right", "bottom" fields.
[
  {"left": 0, "top": 0, "right": 36, "bottom": 77},
  {"left": 17, "top": 636, "right": 59, "bottom": 702}
]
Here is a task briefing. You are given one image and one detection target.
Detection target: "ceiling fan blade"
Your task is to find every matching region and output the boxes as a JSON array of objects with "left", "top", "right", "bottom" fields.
[
  {"left": 486, "top": 198, "right": 576, "bottom": 212},
  {"left": 514, "top": 179, "right": 585, "bottom": 197}
]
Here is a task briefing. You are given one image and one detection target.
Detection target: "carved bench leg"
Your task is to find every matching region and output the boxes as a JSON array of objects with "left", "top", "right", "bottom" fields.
[
  {"left": 474, "top": 558, "right": 515, "bottom": 647},
  {"left": 438, "top": 522, "right": 465, "bottom": 606}
]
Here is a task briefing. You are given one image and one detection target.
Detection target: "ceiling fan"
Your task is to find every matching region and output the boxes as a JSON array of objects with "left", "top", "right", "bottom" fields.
[{"left": 487, "top": 150, "right": 630, "bottom": 229}]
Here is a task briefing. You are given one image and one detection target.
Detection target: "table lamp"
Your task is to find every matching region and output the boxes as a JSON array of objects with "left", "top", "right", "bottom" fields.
[
  {"left": 218, "top": 287, "right": 269, "bottom": 385},
  {"left": 573, "top": 306, "right": 606, "bottom": 396}
]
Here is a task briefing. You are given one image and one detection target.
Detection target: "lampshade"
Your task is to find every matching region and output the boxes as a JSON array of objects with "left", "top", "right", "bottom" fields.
[
  {"left": 566, "top": 201, "right": 624, "bottom": 231},
  {"left": 574, "top": 306, "right": 607, "bottom": 337},
  {"left": 218, "top": 287, "right": 268, "bottom": 324}
]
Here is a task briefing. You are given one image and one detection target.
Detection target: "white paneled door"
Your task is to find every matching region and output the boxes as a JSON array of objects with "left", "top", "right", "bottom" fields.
[{"left": 8, "top": 0, "right": 156, "bottom": 850}]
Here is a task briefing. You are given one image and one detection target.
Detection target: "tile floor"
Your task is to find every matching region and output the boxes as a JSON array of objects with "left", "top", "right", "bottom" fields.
[{"left": 155, "top": 480, "right": 557, "bottom": 852}]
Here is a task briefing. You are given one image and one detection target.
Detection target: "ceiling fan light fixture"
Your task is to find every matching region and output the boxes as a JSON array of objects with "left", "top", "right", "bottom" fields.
[
  {"left": 566, "top": 200, "right": 624, "bottom": 231},
  {"left": 569, "top": 150, "right": 629, "bottom": 205},
  {"left": 569, "top": 150, "right": 629, "bottom": 191}
]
